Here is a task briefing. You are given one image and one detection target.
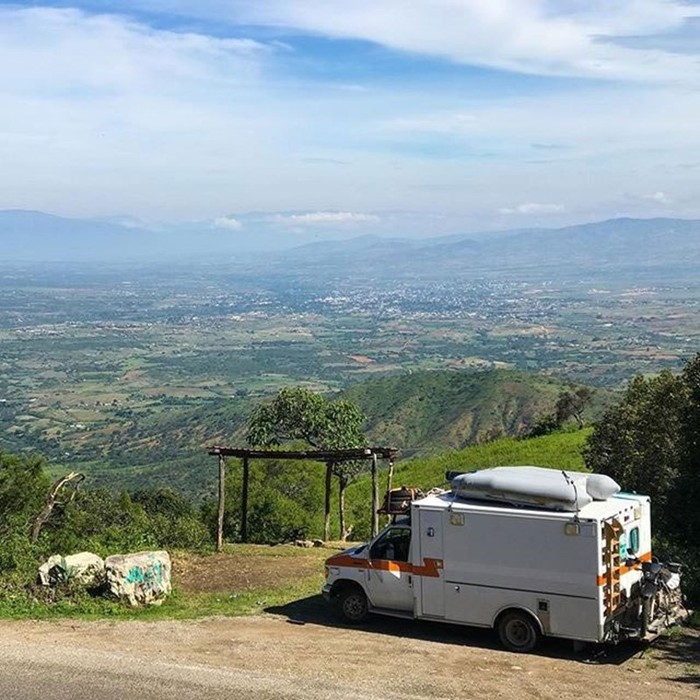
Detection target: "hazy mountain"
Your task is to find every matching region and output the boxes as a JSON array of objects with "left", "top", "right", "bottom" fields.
[
  {"left": 3, "top": 210, "right": 700, "bottom": 277},
  {"left": 0, "top": 209, "right": 331, "bottom": 262},
  {"left": 291, "top": 217, "right": 700, "bottom": 267}
]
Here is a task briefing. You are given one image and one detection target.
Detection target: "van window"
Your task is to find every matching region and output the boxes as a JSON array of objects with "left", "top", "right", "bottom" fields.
[
  {"left": 628, "top": 527, "right": 640, "bottom": 555},
  {"left": 619, "top": 532, "right": 628, "bottom": 560},
  {"left": 369, "top": 527, "right": 411, "bottom": 562}
]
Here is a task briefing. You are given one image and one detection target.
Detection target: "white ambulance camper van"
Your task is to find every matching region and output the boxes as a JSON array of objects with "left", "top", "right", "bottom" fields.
[{"left": 323, "top": 467, "right": 685, "bottom": 652}]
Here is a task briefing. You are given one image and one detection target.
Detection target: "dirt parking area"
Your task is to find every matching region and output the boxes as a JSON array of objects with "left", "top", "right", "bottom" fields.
[
  {"left": 3, "top": 546, "right": 696, "bottom": 698},
  {"left": 2, "top": 601, "right": 698, "bottom": 699},
  {"left": 173, "top": 548, "right": 326, "bottom": 594}
]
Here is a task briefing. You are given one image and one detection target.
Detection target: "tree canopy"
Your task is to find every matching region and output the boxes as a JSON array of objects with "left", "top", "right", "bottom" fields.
[
  {"left": 246, "top": 387, "right": 367, "bottom": 540},
  {"left": 584, "top": 353, "right": 700, "bottom": 601},
  {"left": 555, "top": 387, "right": 593, "bottom": 429},
  {"left": 246, "top": 386, "right": 365, "bottom": 450}
]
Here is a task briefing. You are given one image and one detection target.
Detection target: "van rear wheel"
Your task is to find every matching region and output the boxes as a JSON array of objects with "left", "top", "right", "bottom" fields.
[
  {"left": 497, "top": 611, "right": 540, "bottom": 653},
  {"left": 336, "top": 587, "right": 368, "bottom": 623}
]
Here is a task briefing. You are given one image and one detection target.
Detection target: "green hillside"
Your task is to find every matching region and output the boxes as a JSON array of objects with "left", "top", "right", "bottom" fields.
[
  {"left": 345, "top": 428, "right": 591, "bottom": 539},
  {"left": 342, "top": 369, "right": 610, "bottom": 454},
  {"left": 29, "top": 368, "right": 606, "bottom": 496}
]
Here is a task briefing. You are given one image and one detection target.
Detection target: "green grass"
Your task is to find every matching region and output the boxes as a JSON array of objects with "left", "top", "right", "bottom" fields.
[
  {"left": 0, "top": 431, "right": 593, "bottom": 619},
  {"left": 352, "top": 428, "right": 590, "bottom": 493},
  {"left": 0, "top": 544, "right": 329, "bottom": 621},
  {"left": 390, "top": 428, "right": 592, "bottom": 489},
  {"left": 345, "top": 428, "right": 591, "bottom": 538},
  {"left": 0, "top": 576, "right": 325, "bottom": 621}
]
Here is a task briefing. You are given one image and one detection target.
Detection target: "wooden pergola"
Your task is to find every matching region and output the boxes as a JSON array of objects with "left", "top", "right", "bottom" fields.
[{"left": 207, "top": 446, "right": 398, "bottom": 550}]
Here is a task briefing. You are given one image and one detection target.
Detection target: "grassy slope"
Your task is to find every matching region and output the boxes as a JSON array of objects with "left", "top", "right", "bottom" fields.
[{"left": 345, "top": 428, "right": 591, "bottom": 539}]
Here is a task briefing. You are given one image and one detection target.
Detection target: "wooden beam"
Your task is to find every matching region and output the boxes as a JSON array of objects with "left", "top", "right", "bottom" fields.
[
  {"left": 371, "top": 453, "right": 379, "bottom": 538},
  {"left": 216, "top": 454, "right": 226, "bottom": 552},
  {"left": 208, "top": 446, "right": 397, "bottom": 461},
  {"left": 241, "top": 455, "right": 250, "bottom": 543}
]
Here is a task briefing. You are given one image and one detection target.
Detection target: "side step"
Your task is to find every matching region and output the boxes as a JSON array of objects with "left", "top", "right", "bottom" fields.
[{"left": 369, "top": 606, "right": 414, "bottom": 620}]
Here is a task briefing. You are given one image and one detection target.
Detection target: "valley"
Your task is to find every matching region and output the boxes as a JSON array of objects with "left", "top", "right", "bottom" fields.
[{"left": 1, "top": 241, "right": 698, "bottom": 493}]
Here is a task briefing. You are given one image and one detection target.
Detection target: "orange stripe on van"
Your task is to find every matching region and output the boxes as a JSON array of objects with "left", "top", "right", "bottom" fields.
[
  {"left": 325, "top": 553, "right": 443, "bottom": 578},
  {"left": 595, "top": 551, "right": 652, "bottom": 586}
]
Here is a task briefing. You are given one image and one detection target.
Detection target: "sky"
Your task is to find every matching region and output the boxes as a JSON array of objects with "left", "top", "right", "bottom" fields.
[{"left": 2, "top": 1, "right": 700, "bottom": 239}]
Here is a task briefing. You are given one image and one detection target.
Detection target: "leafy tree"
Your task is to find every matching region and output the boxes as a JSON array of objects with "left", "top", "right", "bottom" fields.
[
  {"left": 555, "top": 387, "right": 593, "bottom": 429},
  {"left": 131, "top": 487, "right": 194, "bottom": 520},
  {"left": 524, "top": 413, "right": 560, "bottom": 438},
  {"left": 584, "top": 355, "right": 700, "bottom": 601},
  {"left": 246, "top": 387, "right": 366, "bottom": 540},
  {"left": 583, "top": 370, "right": 685, "bottom": 532}
]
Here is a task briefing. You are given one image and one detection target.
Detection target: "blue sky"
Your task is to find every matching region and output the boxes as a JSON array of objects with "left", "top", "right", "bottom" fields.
[{"left": 2, "top": 1, "right": 700, "bottom": 238}]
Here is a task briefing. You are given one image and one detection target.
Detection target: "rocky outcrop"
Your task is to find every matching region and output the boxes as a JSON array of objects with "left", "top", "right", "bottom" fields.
[
  {"left": 37, "top": 552, "right": 105, "bottom": 588},
  {"left": 104, "top": 551, "right": 172, "bottom": 606}
]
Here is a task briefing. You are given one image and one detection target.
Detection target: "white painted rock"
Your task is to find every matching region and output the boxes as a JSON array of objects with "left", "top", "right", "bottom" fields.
[
  {"left": 37, "top": 552, "right": 105, "bottom": 588},
  {"left": 105, "top": 551, "right": 172, "bottom": 606}
]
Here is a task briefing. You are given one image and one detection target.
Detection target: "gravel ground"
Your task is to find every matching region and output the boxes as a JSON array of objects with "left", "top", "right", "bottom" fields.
[{"left": 0, "top": 609, "right": 698, "bottom": 700}]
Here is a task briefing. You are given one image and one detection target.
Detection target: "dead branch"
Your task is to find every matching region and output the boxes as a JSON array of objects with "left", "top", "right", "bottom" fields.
[{"left": 30, "top": 471, "right": 85, "bottom": 543}]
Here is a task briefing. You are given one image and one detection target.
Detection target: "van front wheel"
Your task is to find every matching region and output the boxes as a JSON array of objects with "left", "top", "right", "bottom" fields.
[
  {"left": 497, "top": 611, "right": 540, "bottom": 653},
  {"left": 336, "top": 587, "right": 368, "bottom": 623}
]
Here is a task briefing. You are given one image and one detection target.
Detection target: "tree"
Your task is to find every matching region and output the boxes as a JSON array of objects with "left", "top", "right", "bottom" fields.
[
  {"left": 555, "top": 387, "right": 593, "bottom": 429},
  {"left": 525, "top": 386, "right": 594, "bottom": 438},
  {"left": 583, "top": 370, "right": 685, "bottom": 532},
  {"left": 584, "top": 355, "right": 700, "bottom": 602},
  {"left": 0, "top": 450, "right": 50, "bottom": 535},
  {"left": 246, "top": 387, "right": 366, "bottom": 541}
]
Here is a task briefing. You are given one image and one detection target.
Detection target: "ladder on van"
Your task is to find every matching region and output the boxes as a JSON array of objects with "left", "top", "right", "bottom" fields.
[{"left": 602, "top": 519, "right": 624, "bottom": 617}]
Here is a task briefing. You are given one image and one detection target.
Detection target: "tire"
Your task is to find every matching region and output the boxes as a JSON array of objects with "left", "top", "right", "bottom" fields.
[
  {"left": 497, "top": 611, "right": 540, "bottom": 653},
  {"left": 336, "top": 587, "right": 369, "bottom": 624}
]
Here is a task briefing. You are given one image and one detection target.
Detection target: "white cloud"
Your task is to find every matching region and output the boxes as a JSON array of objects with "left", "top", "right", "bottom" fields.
[
  {"left": 2, "top": 4, "right": 700, "bottom": 228},
  {"left": 644, "top": 191, "right": 673, "bottom": 204},
  {"left": 275, "top": 211, "right": 380, "bottom": 225},
  {"left": 0, "top": 7, "right": 289, "bottom": 218},
  {"left": 0, "top": 7, "right": 271, "bottom": 94},
  {"left": 213, "top": 216, "right": 243, "bottom": 230},
  {"left": 227, "top": 0, "right": 700, "bottom": 83},
  {"left": 499, "top": 203, "right": 565, "bottom": 215}
]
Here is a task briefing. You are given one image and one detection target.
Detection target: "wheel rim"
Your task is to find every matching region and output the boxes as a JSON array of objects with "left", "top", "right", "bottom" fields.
[
  {"left": 504, "top": 618, "right": 533, "bottom": 648},
  {"left": 343, "top": 594, "right": 365, "bottom": 619}
]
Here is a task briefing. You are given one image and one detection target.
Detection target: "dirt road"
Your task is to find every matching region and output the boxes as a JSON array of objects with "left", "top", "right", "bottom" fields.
[{"left": 1, "top": 603, "right": 697, "bottom": 700}]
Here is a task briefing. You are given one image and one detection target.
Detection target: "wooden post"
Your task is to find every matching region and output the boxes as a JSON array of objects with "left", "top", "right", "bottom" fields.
[
  {"left": 338, "top": 476, "right": 347, "bottom": 541},
  {"left": 324, "top": 461, "right": 333, "bottom": 542},
  {"left": 216, "top": 454, "right": 226, "bottom": 552},
  {"left": 371, "top": 453, "right": 379, "bottom": 537},
  {"left": 386, "top": 458, "right": 395, "bottom": 497},
  {"left": 241, "top": 455, "right": 250, "bottom": 543},
  {"left": 385, "top": 458, "right": 395, "bottom": 525}
]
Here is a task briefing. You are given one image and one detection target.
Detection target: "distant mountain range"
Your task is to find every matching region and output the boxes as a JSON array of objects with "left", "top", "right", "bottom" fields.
[
  {"left": 2, "top": 209, "right": 700, "bottom": 279},
  {"left": 276, "top": 217, "right": 700, "bottom": 280}
]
